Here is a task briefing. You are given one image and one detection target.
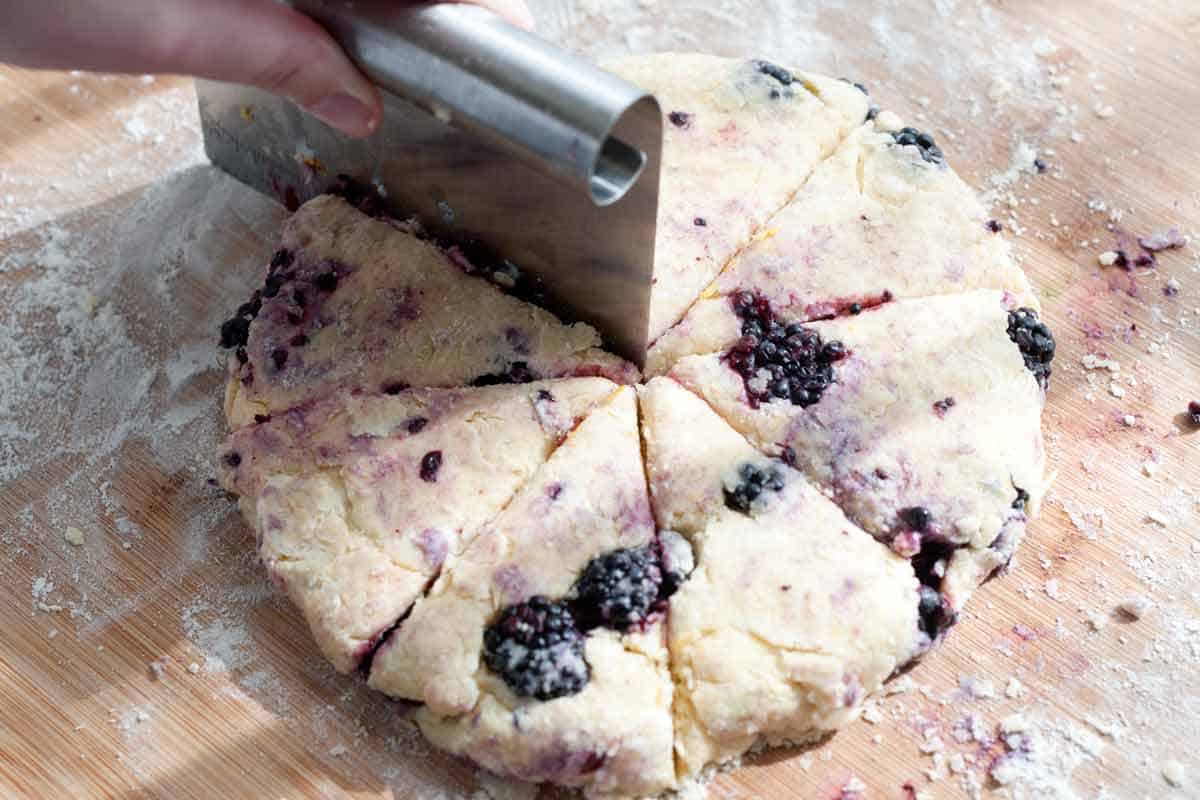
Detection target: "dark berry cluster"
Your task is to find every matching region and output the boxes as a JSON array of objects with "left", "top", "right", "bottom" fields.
[
  {"left": 482, "top": 542, "right": 687, "bottom": 700},
  {"left": 724, "top": 292, "right": 847, "bottom": 408},
  {"left": 890, "top": 127, "right": 945, "bottom": 165},
  {"left": 911, "top": 539, "right": 959, "bottom": 641},
  {"left": 219, "top": 292, "right": 260, "bottom": 356},
  {"left": 839, "top": 78, "right": 880, "bottom": 121},
  {"left": 668, "top": 111, "right": 693, "bottom": 129},
  {"left": 898, "top": 505, "right": 932, "bottom": 532},
  {"left": 1012, "top": 487, "right": 1030, "bottom": 512},
  {"left": 219, "top": 253, "right": 286, "bottom": 354},
  {"left": 482, "top": 597, "right": 589, "bottom": 701},
  {"left": 1006, "top": 308, "right": 1056, "bottom": 389},
  {"left": 217, "top": 247, "right": 345, "bottom": 373},
  {"left": 917, "top": 584, "right": 957, "bottom": 642},
  {"left": 753, "top": 59, "right": 794, "bottom": 86},
  {"left": 724, "top": 461, "right": 786, "bottom": 514},
  {"left": 419, "top": 450, "right": 443, "bottom": 482},
  {"left": 471, "top": 361, "right": 536, "bottom": 387},
  {"left": 445, "top": 237, "right": 547, "bottom": 307},
  {"left": 570, "top": 546, "right": 665, "bottom": 632},
  {"left": 1187, "top": 401, "right": 1200, "bottom": 427},
  {"left": 330, "top": 174, "right": 388, "bottom": 218}
]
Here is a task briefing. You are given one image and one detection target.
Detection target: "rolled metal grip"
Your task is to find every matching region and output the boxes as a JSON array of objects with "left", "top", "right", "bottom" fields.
[{"left": 291, "top": 1, "right": 657, "bottom": 206}]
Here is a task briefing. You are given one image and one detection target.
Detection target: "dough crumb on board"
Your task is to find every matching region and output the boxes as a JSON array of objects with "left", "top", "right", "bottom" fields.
[{"left": 1162, "top": 759, "right": 1187, "bottom": 788}]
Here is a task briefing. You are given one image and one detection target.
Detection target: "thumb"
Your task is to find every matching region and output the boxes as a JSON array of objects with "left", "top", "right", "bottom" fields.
[
  {"left": 0, "top": 0, "right": 383, "bottom": 137},
  {"left": 0, "top": 0, "right": 539, "bottom": 138}
]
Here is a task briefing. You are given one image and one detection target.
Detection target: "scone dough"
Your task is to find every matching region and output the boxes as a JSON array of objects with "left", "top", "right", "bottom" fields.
[
  {"left": 648, "top": 119, "right": 1035, "bottom": 375},
  {"left": 225, "top": 195, "right": 636, "bottom": 429},
  {"left": 215, "top": 53, "right": 1055, "bottom": 798},
  {"left": 216, "top": 378, "right": 616, "bottom": 671},
  {"left": 604, "top": 54, "right": 869, "bottom": 341},
  {"left": 640, "top": 377, "right": 920, "bottom": 774},
  {"left": 669, "top": 290, "right": 1047, "bottom": 616},
  {"left": 371, "top": 388, "right": 676, "bottom": 798}
]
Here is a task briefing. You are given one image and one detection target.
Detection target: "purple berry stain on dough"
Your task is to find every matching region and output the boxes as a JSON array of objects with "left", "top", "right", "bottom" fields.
[
  {"left": 533, "top": 747, "right": 607, "bottom": 779},
  {"left": 416, "top": 528, "right": 448, "bottom": 568},
  {"left": 933, "top": 397, "right": 956, "bottom": 418},
  {"left": 505, "top": 327, "right": 530, "bottom": 355},
  {"left": 388, "top": 289, "right": 422, "bottom": 326},
  {"left": 419, "top": 450, "right": 443, "bottom": 482},
  {"left": 830, "top": 577, "right": 858, "bottom": 607},
  {"left": 493, "top": 564, "right": 528, "bottom": 602},
  {"left": 471, "top": 362, "right": 536, "bottom": 387},
  {"left": 546, "top": 482, "right": 564, "bottom": 501},
  {"left": 841, "top": 673, "right": 863, "bottom": 707},
  {"left": 405, "top": 416, "right": 428, "bottom": 434},
  {"left": 804, "top": 290, "right": 894, "bottom": 321}
]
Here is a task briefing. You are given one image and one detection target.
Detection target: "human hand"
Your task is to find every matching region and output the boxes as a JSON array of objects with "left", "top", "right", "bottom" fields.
[{"left": 0, "top": 0, "right": 535, "bottom": 138}]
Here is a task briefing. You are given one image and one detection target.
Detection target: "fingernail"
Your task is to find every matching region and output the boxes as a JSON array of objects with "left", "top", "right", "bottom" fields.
[{"left": 307, "top": 93, "right": 378, "bottom": 138}]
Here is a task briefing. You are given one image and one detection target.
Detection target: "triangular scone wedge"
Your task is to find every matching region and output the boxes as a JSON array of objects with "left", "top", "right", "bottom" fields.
[
  {"left": 604, "top": 55, "right": 870, "bottom": 342},
  {"left": 224, "top": 195, "right": 637, "bottom": 428},
  {"left": 669, "top": 291, "right": 1049, "bottom": 624},
  {"left": 639, "top": 377, "right": 920, "bottom": 779},
  {"left": 647, "top": 119, "right": 1036, "bottom": 375},
  {"left": 215, "top": 378, "right": 615, "bottom": 673},
  {"left": 369, "top": 388, "right": 675, "bottom": 798}
]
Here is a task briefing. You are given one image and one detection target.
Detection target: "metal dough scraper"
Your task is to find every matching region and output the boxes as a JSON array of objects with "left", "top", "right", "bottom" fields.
[{"left": 196, "top": 1, "right": 661, "bottom": 366}]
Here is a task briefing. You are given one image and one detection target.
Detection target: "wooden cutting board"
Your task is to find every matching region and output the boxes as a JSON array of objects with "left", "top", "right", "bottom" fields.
[{"left": 2, "top": 2, "right": 1198, "bottom": 798}]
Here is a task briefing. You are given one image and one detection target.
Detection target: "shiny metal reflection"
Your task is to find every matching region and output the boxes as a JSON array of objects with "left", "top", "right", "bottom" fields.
[{"left": 197, "top": 1, "right": 660, "bottom": 364}]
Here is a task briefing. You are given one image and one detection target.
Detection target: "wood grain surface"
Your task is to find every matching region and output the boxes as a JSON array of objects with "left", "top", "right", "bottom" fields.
[{"left": 2, "top": 1, "right": 1199, "bottom": 798}]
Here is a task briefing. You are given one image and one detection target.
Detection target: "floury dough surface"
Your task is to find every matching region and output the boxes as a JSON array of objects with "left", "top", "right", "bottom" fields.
[
  {"left": 669, "top": 290, "right": 1047, "bottom": 614},
  {"left": 216, "top": 53, "right": 1054, "bottom": 797},
  {"left": 603, "top": 54, "right": 870, "bottom": 342},
  {"left": 224, "top": 195, "right": 637, "bottom": 429},
  {"left": 640, "top": 377, "right": 920, "bottom": 775},
  {"left": 647, "top": 117, "right": 1036, "bottom": 375},
  {"left": 371, "top": 389, "right": 676, "bottom": 798},
  {"left": 216, "top": 378, "right": 616, "bottom": 672}
]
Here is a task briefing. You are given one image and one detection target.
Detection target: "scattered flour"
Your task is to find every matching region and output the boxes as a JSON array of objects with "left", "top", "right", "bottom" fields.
[{"left": 990, "top": 716, "right": 1105, "bottom": 799}]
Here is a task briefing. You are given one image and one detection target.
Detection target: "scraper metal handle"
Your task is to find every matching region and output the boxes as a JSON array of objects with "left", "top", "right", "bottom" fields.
[{"left": 290, "top": 0, "right": 655, "bottom": 207}]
